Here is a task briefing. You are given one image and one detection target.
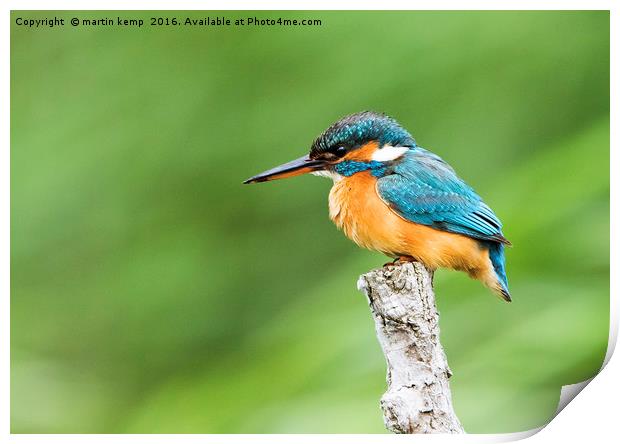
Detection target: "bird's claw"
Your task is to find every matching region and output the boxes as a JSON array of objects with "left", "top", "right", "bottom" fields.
[{"left": 383, "top": 256, "right": 415, "bottom": 267}]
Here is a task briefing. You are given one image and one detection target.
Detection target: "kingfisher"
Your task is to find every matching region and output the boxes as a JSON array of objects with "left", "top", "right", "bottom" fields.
[{"left": 244, "top": 111, "right": 511, "bottom": 301}]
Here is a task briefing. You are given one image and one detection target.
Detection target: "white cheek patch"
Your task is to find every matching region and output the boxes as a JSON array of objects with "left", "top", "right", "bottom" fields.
[
  {"left": 371, "top": 145, "right": 410, "bottom": 162},
  {"left": 311, "top": 170, "right": 343, "bottom": 182}
]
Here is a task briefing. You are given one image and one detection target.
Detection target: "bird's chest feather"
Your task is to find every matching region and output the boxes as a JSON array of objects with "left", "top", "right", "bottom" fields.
[
  {"left": 328, "top": 172, "right": 404, "bottom": 255},
  {"left": 327, "top": 171, "right": 486, "bottom": 272}
]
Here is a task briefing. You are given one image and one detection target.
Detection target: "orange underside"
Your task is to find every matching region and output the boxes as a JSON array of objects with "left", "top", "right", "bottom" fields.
[{"left": 329, "top": 171, "right": 501, "bottom": 293}]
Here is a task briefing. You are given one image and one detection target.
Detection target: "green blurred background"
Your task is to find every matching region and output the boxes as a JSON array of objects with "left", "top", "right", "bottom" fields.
[{"left": 11, "top": 11, "right": 609, "bottom": 434}]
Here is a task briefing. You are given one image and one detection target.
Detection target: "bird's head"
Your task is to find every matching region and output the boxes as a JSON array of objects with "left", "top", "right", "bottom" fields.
[{"left": 243, "top": 111, "right": 416, "bottom": 184}]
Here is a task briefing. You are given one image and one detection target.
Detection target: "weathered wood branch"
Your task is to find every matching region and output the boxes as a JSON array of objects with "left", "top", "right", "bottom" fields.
[{"left": 357, "top": 262, "right": 464, "bottom": 434}]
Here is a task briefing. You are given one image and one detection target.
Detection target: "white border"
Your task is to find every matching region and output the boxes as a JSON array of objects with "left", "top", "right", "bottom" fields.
[{"left": 3, "top": 2, "right": 616, "bottom": 443}]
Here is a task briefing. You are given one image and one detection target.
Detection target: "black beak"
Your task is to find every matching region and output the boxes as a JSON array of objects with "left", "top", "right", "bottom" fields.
[{"left": 243, "top": 155, "right": 327, "bottom": 184}]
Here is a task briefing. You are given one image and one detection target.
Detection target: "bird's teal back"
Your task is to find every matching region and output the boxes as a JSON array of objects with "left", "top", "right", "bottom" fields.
[
  {"left": 376, "top": 148, "right": 510, "bottom": 297},
  {"left": 377, "top": 148, "right": 509, "bottom": 245}
]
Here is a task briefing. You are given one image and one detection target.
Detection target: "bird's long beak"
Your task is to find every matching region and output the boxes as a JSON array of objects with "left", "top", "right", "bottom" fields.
[{"left": 243, "top": 155, "right": 327, "bottom": 184}]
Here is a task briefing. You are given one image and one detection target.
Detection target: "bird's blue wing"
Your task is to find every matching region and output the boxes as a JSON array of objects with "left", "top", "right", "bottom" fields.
[{"left": 377, "top": 148, "right": 509, "bottom": 244}]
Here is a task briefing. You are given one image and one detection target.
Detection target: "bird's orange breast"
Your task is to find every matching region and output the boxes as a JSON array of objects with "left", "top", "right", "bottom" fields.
[
  {"left": 329, "top": 171, "right": 405, "bottom": 256},
  {"left": 328, "top": 171, "right": 497, "bottom": 287}
]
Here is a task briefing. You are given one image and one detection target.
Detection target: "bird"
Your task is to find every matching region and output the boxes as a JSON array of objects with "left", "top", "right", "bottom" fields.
[{"left": 244, "top": 111, "right": 511, "bottom": 301}]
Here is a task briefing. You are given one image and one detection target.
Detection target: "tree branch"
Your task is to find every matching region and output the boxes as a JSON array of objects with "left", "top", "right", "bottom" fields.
[{"left": 357, "top": 262, "right": 464, "bottom": 434}]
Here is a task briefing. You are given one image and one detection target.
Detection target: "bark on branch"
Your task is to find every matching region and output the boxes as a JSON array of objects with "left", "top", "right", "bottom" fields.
[{"left": 357, "top": 262, "right": 464, "bottom": 434}]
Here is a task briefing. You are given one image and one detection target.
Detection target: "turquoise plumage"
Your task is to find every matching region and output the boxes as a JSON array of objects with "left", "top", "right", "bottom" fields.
[
  {"left": 377, "top": 147, "right": 510, "bottom": 297},
  {"left": 377, "top": 148, "right": 508, "bottom": 245}
]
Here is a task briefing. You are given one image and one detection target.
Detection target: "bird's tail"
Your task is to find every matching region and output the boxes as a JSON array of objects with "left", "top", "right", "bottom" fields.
[{"left": 488, "top": 242, "right": 511, "bottom": 302}]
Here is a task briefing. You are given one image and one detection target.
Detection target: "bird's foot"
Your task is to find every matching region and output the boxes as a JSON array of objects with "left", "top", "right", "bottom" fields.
[{"left": 383, "top": 256, "right": 416, "bottom": 267}]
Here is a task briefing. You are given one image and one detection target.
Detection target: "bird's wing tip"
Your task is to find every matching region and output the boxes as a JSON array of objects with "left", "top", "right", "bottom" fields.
[{"left": 500, "top": 289, "right": 512, "bottom": 302}]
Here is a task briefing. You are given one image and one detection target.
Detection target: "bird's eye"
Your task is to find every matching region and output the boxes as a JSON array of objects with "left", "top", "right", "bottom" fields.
[{"left": 334, "top": 146, "right": 347, "bottom": 157}]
